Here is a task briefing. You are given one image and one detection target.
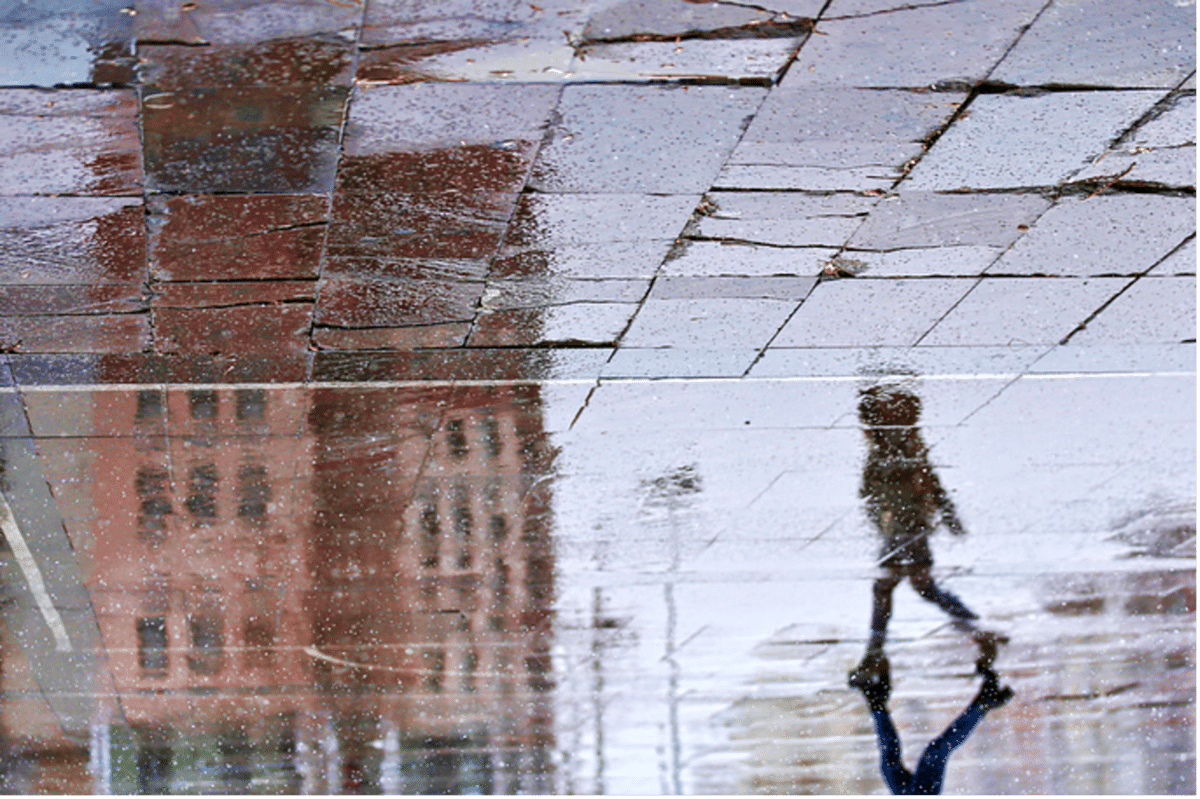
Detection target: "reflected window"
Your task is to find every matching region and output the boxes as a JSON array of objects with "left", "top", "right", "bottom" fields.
[
  {"left": 136, "top": 616, "right": 168, "bottom": 677},
  {"left": 242, "top": 616, "right": 277, "bottom": 669},
  {"left": 237, "top": 464, "right": 269, "bottom": 520},
  {"left": 453, "top": 485, "right": 472, "bottom": 539},
  {"left": 489, "top": 514, "right": 508, "bottom": 542},
  {"left": 188, "top": 389, "right": 218, "bottom": 420},
  {"left": 188, "top": 611, "right": 225, "bottom": 675},
  {"left": 424, "top": 649, "right": 445, "bottom": 693},
  {"left": 135, "top": 390, "right": 162, "bottom": 422},
  {"left": 136, "top": 467, "right": 172, "bottom": 545},
  {"left": 400, "top": 735, "right": 493, "bottom": 796},
  {"left": 446, "top": 419, "right": 468, "bottom": 459},
  {"left": 421, "top": 504, "right": 440, "bottom": 569},
  {"left": 483, "top": 416, "right": 502, "bottom": 458},
  {"left": 235, "top": 389, "right": 266, "bottom": 421},
  {"left": 185, "top": 463, "right": 218, "bottom": 521}
]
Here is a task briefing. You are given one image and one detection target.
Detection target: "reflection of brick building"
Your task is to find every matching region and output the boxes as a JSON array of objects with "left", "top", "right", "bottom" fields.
[{"left": 72, "top": 381, "right": 555, "bottom": 793}]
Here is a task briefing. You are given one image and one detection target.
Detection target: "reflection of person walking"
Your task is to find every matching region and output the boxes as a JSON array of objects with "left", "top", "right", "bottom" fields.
[
  {"left": 854, "top": 655, "right": 1014, "bottom": 795},
  {"left": 851, "top": 385, "right": 1004, "bottom": 683}
]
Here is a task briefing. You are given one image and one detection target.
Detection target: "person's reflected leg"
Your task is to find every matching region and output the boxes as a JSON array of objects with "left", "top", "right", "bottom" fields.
[
  {"left": 909, "top": 667, "right": 1014, "bottom": 795},
  {"left": 850, "top": 571, "right": 902, "bottom": 684},
  {"left": 852, "top": 657, "right": 915, "bottom": 795},
  {"left": 907, "top": 569, "right": 977, "bottom": 622},
  {"left": 871, "top": 705, "right": 915, "bottom": 795}
]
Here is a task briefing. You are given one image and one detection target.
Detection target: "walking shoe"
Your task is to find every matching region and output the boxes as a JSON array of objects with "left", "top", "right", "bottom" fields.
[
  {"left": 973, "top": 630, "right": 1010, "bottom": 672},
  {"left": 848, "top": 654, "right": 890, "bottom": 711},
  {"left": 972, "top": 667, "right": 1014, "bottom": 711}
]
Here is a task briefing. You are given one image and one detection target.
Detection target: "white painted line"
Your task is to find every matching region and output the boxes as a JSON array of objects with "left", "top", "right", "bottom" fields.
[
  {"left": 0, "top": 493, "right": 72, "bottom": 652},
  {"left": 0, "top": 371, "right": 1192, "bottom": 393}
]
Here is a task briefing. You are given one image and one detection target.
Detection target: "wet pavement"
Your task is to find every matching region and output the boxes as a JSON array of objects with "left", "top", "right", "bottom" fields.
[{"left": 0, "top": 0, "right": 1195, "bottom": 794}]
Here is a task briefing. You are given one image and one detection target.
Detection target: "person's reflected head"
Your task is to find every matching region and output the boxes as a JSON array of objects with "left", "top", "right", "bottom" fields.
[{"left": 859, "top": 385, "right": 921, "bottom": 428}]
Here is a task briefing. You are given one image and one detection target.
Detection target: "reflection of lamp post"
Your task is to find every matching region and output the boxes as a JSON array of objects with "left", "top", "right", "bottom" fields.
[{"left": 643, "top": 465, "right": 701, "bottom": 796}]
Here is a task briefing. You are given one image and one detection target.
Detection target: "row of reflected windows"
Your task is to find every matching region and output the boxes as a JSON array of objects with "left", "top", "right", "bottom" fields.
[{"left": 134, "top": 613, "right": 552, "bottom": 694}]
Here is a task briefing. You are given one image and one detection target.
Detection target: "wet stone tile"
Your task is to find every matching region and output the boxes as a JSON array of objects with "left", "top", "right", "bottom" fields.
[
  {"left": 328, "top": 146, "right": 533, "bottom": 260},
  {"left": 991, "top": 0, "right": 1195, "bottom": 88},
  {"left": 148, "top": 194, "right": 328, "bottom": 282},
  {"left": 313, "top": 323, "right": 470, "bottom": 350},
  {"left": 481, "top": 278, "right": 647, "bottom": 310},
  {"left": 648, "top": 275, "right": 816, "bottom": 300},
  {"left": 920, "top": 277, "right": 1129, "bottom": 346},
  {"left": 1149, "top": 237, "right": 1196, "bottom": 276},
  {"left": 134, "top": 0, "right": 363, "bottom": 45},
  {"left": 503, "top": 193, "right": 697, "bottom": 249},
  {"left": 903, "top": 91, "right": 1166, "bottom": 190},
  {"left": 467, "top": 304, "right": 636, "bottom": 347},
  {"left": 344, "top": 82, "right": 559, "bottom": 154},
  {"left": 989, "top": 194, "right": 1196, "bottom": 277},
  {"left": 0, "top": 0, "right": 135, "bottom": 87},
  {"left": 0, "top": 197, "right": 145, "bottom": 284},
  {"left": 6, "top": 353, "right": 310, "bottom": 385},
  {"left": 153, "top": 305, "right": 312, "bottom": 356},
  {"left": 137, "top": 37, "right": 355, "bottom": 89},
  {"left": 691, "top": 192, "right": 877, "bottom": 247},
  {"left": 1068, "top": 277, "right": 1196, "bottom": 345},
  {"left": 839, "top": 246, "right": 1003, "bottom": 277},
  {"left": 528, "top": 84, "right": 767, "bottom": 194},
  {"left": 750, "top": 344, "right": 1049, "bottom": 378},
  {"left": 663, "top": 240, "right": 839, "bottom": 277},
  {"left": 848, "top": 191, "right": 1052, "bottom": 250},
  {"left": 323, "top": 256, "right": 491, "bottom": 282},
  {"left": 0, "top": 285, "right": 145, "bottom": 315},
  {"left": 356, "top": 39, "right": 575, "bottom": 85},
  {"left": 602, "top": 347, "right": 759, "bottom": 378},
  {"left": 0, "top": 89, "right": 141, "bottom": 195},
  {"left": 0, "top": 314, "right": 149, "bottom": 353},
  {"left": 787, "top": 0, "right": 1044, "bottom": 88},
  {"left": 361, "top": 0, "right": 547, "bottom": 46},
  {"left": 718, "top": 88, "right": 966, "bottom": 192},
  {"left": 1071, "top": 146, "right": 1196, "bottom": 189},
  {"left": 140, "top": 86, "right": 347, "bottom": 194},
  {"left": 772, "top": 278, "right": 973, "bottom": 347},
  {"left": 311, "top": 347, "right": 609, "bottom": 381},
  {"left": 1032, "top": 343, "right": 1196, "bottom": 374},
  {"left": 620, "top": 297, "right": 797, "bottom": 348},
  {"left": 491, "top": 241, "right": 674, "bottom": 280},
  {"left": 150, "top": 281, "right": 315, "bottom": 309},
  {"left": 315, "top": 277, "right": 483, "bottom": 328},
  {"left": 570, "top": 39, "right": 800, "bottom": 82},
  {"left": 581, "top": 0, "right": 774, "bottom": 39}
]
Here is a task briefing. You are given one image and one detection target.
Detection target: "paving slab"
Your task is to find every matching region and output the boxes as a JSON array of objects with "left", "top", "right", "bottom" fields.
[
  {"left": 0, "top": 285, "right": 145, "bottom": 316},
  {"left": 1148, "top": 237, "right": 1197, "bottom": 276},
  {"left": 692, "top": 192, "right": 877, "bottom": 247},
  {"left": 1068, "top": 277, "right": 1197, "bottom": 345},
  {"left": 920, "top": 277, "right": 1130, "bottom": 346},
  {"left": 504, "top": 193, "right": 697, "bottom": 248},
  {"left": 153, "top": 305, "right": 313, "bottom": 356},
  {"left": 137, "top": 37, "right": 356, "bottom": 88},
  {"left": 569, "top": 39, "right": 800, "bottom": 82},
  {"left": 313, "top": 323, "right": 471, "bottom": 350},
  {"left": 528, "top": 84, "right": 767, "bottom": 193},
  {"left": 134, "top": 0, "right": 362, "bottom": 45},
  {"left": 988, "top": 194, "right": 1195, "bottom": 277},
  {"left": 602, "top": 348, "right": 760, "bottom": 378},
  {"left": 750, "top": 344, "right": 1050, "bottom": 378},
  {"left": 719, "top": 88, "right": 966, "bottom": 192},
  {"left": 991, "top": 0, "right": 1196, "bottom": 89},
  {"left": 1030, "top": 343, "right": 1195, "bottom": 374},
  {"left": 148, "top": 194, "right": 328, "bottom": 282},
  {"left": 311, "top": 348, "right": 610, "bottom": 381},
  {"left": 0, "top": 314, "right": 149, "bottom": 354},
  {"left": 491, "top": 241, "right": 674, "bottom": 280},
  {"left": 0, "top": 197, "right": 145, "bottom": 284},
  {"left": 786, "top": 0, "right": 1045, "bottom": 88},
  {"left": 481, "top": 277, "right": 648, "bottom": 310},
  {"left": 315, "top": 276, "right": 484, "bottom": 328},
  {"left": 620, "top": 297, "right": 797, "bottom": 348},
  {"left": 903, "top": 91, "right": 1166, "bottom": 190},
  {"left": 663, "top": 240, "right": 839, "bottom": 277},
  {"left": 1070, "top": 145, "right": 1196, "bottom": 189},
  {"left": 772, "top": 277, "right": 974, "bottom": 347},
  {"left": 140, "top": 85, "right": 346, "bottom": 194},
  {"left": 837, "top": 246, "right": 1003, "bottom": 277},
  {"left": 848, "top": 191, "right": 1051, "bottom": 250},
  {"left": 0, "top": 0, "right": 134, "bottom": 87},
  {"left": 468, "top": 303, "right": 637, "bottom": 346},
  {"left": 0, "top": 89, "right": 141, "bottom": 195}
]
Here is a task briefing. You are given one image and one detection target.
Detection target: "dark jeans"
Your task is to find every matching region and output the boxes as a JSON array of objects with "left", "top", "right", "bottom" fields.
[{"left": 870, "top": 703, "right": 989, "bottom": 795}]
